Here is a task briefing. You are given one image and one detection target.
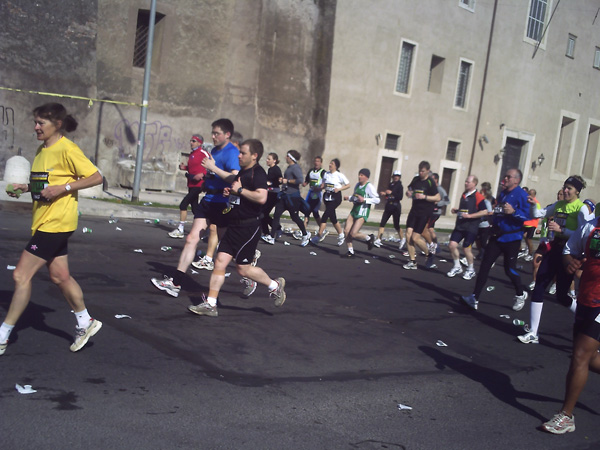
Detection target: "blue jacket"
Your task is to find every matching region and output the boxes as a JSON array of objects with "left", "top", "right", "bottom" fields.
[{"left": 493, "top": 186, "right": 530, "bottom": 242}]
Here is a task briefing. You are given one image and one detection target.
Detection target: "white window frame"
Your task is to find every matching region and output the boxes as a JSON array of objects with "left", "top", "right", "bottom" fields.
[
  {"left": 524, "top": 0, "right": 551, "bottom": 49},
  {"left": 394, "top": 39, "right": 418, "bottom": 98},
  {"left": 580, "top": 118, "right": 600, "bottom": 187},
  {"left": 566, "top": 34, "right": 576, "bottom": 59},
  {"left": 550, "top": 110, "right": 579, "bottom": 181},
  {"left": 453, "top": 58, "right": 474, "bottom": 111},
  {"left": 458, "top": 0, "right": 475, "bottom": 13},
  {"left": 594, "top": 47, "right": 600, "bottom": 69}
]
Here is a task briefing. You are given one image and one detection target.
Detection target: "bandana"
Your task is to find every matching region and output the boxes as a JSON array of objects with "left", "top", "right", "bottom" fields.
[{"left": 564, "top": 176, "right": 584, "bottom": 193}]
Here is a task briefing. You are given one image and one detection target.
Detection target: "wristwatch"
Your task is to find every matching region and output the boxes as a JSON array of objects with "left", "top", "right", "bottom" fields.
[
  {"left": 65, "top": 184, "right": 72, "bottom": 191},
  {"left": 237, "top": 187, "right": 243, "bottom": 195}
]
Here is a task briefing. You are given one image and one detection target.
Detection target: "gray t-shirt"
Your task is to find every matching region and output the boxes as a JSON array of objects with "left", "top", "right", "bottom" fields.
[{"left": 283, "top": 164, "right": 303, "bottom": 194}]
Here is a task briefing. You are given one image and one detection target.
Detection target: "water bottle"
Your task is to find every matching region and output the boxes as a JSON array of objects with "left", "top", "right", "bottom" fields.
[
  {"left": 154, "top": 219, "right": 160, "bottom": 225},
  {"left": 82, "top": 227, "right": 92, "bottom": 233},
  {"left": 160, "top": 246, "right": 172, "bottom": 252},
  {"left": 486, "top": 286, "right": 495, "bottom": 292},
  {"left": 513, "top": 319, "right": 525, "bottom": 326}
]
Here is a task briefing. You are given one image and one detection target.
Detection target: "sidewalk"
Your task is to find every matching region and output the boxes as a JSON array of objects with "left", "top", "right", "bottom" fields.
[{"left": 0, "top": 180, "right": 456, "bottom": 236}]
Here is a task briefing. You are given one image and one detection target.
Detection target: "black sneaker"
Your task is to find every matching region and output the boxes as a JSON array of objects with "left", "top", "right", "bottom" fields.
[{"left": 367, "top": 234, "right": 375, "bottom": 250}]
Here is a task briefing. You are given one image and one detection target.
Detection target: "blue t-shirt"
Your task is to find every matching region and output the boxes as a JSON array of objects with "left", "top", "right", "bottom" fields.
[
  {"left": 492, "top": 186, "right": 530, "bottom": 242},
  {"left": 203, "top": 142, "right": 240, "bottom": 203}
]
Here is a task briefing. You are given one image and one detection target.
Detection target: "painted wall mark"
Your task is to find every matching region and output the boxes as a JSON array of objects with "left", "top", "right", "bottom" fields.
[
  {"left": 113, "top": 119, "right": 186, "bottom": 162},
  {"left": 0, "top": 105, "right": 15, "bottom": 148}
]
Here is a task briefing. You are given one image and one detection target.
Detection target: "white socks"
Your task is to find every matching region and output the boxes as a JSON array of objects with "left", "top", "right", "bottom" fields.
[
  {"left": 74, "top": 309, "right": 92, "bottom": 329},
  {"left": 530, "top": 302, "right": 544, "bottom": 336},
  {"left": 0, "top": 323, "right": 14, "bottom": 343}
]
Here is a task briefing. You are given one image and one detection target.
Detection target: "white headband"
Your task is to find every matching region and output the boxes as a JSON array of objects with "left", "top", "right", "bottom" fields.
[{"left": 287, "top": 152, "right": 297, "bottom": 163}]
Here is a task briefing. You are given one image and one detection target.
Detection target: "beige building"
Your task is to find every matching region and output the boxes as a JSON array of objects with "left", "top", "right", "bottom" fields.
[{"left": 325, "top": 0, "right": 600, "bottom": 210}]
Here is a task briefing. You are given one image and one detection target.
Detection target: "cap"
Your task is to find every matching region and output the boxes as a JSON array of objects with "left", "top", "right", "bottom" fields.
[
  {"left": 359, "top": 168, "right": 370, "bottom": 178},
  {"left": 393, "top": 170, "right": 401, "bottom": 176}
]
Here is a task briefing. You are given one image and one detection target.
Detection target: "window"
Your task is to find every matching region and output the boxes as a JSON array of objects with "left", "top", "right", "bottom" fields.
[
  {"left": 566, "top": 34, "right": 576, "bottom": 58},
  {"left": 459, "top": 0, "right": 475, "bottom": 12},
  {"left": 384, "top": 133, "right": 400, "bottom": 151},
  {"left": 446, "top": 141, "right": 460, "bottom": 161},
  {"left": 395, "top": 41, "right": 416, "bottom": 95},
  {"left": 594, "top": 47, "right": 600, "bottom": 69},
  {"left": 428, "top": 55, "right": 445, "bottom": 93},
  {"left": 582, "top": 124, "right": 600, "bottom": 180},
  {"left": 454, "top": 59, "right": 472, "bottom": 109},
  {"left": 526, "top": 0, "right": 548, "bottom": 41},
  {"left": 554, "top": 115, "right": 576, "bottom": 174},
  {"left": 133, "top": 10, "right": 166, "bottom": 68}
]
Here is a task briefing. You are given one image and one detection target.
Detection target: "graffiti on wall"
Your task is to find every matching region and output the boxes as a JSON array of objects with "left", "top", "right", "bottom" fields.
[
  {"left": 0, "top": 105, "right": 15, "bottom": 148},
  {"left": 113, "top": 119, "right": 186, "bottom": 163}
]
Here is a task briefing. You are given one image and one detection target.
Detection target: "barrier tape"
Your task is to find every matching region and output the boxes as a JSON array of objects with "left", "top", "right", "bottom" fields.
[{"left": 0, "top": 86, "right": 146, "bottom": 108}]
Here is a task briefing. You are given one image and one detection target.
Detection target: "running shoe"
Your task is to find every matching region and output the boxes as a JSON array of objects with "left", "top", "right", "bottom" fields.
[
  {"left": 337, "top": 233, "right": 345, "bottom": 246},
  {"left": 429, "top": 242, "right": 438, "bottom": 255},
  {"left": 0, "top": 340, "right": 8, "bottom": 356},
  {"left": 460, "top": 294, "right": 478, "bottom": 310},
  {"left": 310, "top": 235, "right": 320, "bottom": 245},
  {"left": 398, "top": 238, "right": 406, "bottom": 251},
  {"left": 293, "top": 230, "right": 303, "bottom": 240},
  {"left": 251, "top": 249, "right": 261, "bottom": 267},
  {"left": 151, "top": 275, "right": 181, "bottom": 297},
  {"left": 517, "top": 250, "right": 529, "bottom": 259},
  {"left": 367, "top": 234, "right": 375, "bottom": 250},
  {"left": 319, "top": 230, "right": 329, "bottom": 242},
  {"left": 373, "top": 238, "right": 382, "bottom": 248},
  {"left": 523, "top": 254, "right": 534, "bottom": 262},
  {"left": 403, "top": 261, "right": 417, "bottom": 270},
  {"left": 528, "top": 280, "right": 536, "bottom": 290},
  {"left": 188, "top": 301, "right": 218, "bottom": 317},
  {"left": 549, "top": 283, "right": 557, "bottom": 295},
  {"left": 447, "top": 266, "right": 463, "bottom": 278},
  {"left": 462, "top": 269, "right": 476, "bottom": 280},
  {"left": 70, "top": 319, "right": 102, "bottom": 352},
  {"left": 425, "top": 253, "right": 436, "bottom": 269},
  {"left": 262, "top": 235, "right": 275, "bottom": 245},
  {"left": 459, "top": 257, "right": 468, "bottom": 267},
  {"left": 192, "top": 257, "right": 214, "bottom": 271},
  {"left": 517, "top": 330, "right": 539, "bottom": 344},
  {"left": 270, "top": 277, "right": 286, "bottom": 306},
  {"left": 168, "top": 228, "right": 184, "bottom": 239},
  {"left": 568, "top": 291, "right": 577, "bottom": 301},
  {"left": 241, "top": 278, "right": 257, "bottom": 298},
  {"left": 542, "top": 412, "right": 575, "bottom": 434},
  {"left": 301, "top": 232, "right": 312, "bottom": 247},
  {"left": 345, "top": 251, "right": 355, "bottom": 258},
  {"left": 512, "top": 291, "right": 528, "bottom": 311}
]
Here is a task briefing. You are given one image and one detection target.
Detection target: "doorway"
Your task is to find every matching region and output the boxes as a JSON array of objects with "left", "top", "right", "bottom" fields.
[
  {"left": 440, "top": 168, "right": 455, "bottom": 215},
  {"left": 499, "top": 137, "right": 526, "bottom": 195},
  {"left": 376, "top": 157, "right": 396, "bottom": 209}
]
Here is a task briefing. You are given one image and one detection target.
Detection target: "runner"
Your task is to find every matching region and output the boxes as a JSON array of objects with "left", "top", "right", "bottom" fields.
[
  {"left": 188, "top": 139, "right": 286, "bottom": 317},
  {"left": 1, "top": 102, "right": 103, "bottom": 355},
  {"left": 422, "top": 173, "right": 450, "bottom": 255},
  {"left": 373, "top": 170, "right": 405, "bottom": 250},
  {"left": 303, "top": 156, "right": 326, "bottom": 229},
  {"left": 342, "top": 168, "right": 380, "bottom": 257},
  {"left": 311, "top": 158, "right": 351, "bottom": 245},
  {"left": 260, "top": 152, "right": 282, "bottom": 238}
]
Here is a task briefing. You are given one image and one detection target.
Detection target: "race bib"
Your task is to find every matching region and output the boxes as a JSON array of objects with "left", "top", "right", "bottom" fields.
[{"left": 30, "top": 171, "right": 51, "bottom": 202}]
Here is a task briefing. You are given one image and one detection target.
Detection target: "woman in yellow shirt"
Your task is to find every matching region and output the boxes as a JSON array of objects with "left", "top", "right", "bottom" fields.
[{"left": 1, "top": 103, "right": 103, "bottom": 356}]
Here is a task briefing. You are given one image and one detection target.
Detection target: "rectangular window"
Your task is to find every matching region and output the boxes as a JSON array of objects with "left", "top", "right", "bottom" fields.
[
  {"left": 594, "top": 47, "right": 600, "bottom": 69},
  {"left": 455, "top": 60, "right": 472, "bottom": 109},
  {"left": 384, "top": 133, "right": 400, "bottom": 151},
  {"left": 582, "top": 124, "right": 600, "bottom": 180},
  {"left": 459, "top": 0, "right": 475, "bottom": 12},
  {"left": 526, "top": 0, "right": 548, "bottom": 41},
  {"left": 446, "top": 141, "right": 460, "bottom": 161},
  {"left": 395, "top": 41, "right": 416, "bottom": 95},
  {"left": 428, "top": 55, "right": 445, "bottom": 94},
  {"left": 555, "top": 115, "right": 576, "bottom": 174},
  {"left": 133, "top": 10, "right": 166, "bottom": 68},
  {"left": 566, "top": 34, "right": 576, "bottom": 59}
]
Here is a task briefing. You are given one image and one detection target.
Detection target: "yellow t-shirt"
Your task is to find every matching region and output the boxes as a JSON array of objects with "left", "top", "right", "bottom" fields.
[{"left": 30, "top": 137, "right": 98, "bottom": 234}]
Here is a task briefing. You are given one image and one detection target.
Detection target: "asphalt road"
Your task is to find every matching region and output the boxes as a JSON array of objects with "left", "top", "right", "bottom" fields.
[{"left": 1, "top": 205, "right": 598, "bottom": 449}]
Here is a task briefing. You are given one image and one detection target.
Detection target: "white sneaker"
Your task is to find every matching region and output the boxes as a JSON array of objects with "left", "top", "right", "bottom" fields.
[
  {"left": 337, "top": 233, "right": 345, "bottom": 246},
  {"left": 398, "top": 238, "right": 406, "bottom": 251},
  {"left": 373, "top": 238, "right": 382, "bottom": 248},
  {"left": 301, "top": 232, "right": 311, "bottom": 247},
  {"left": 251, "top": 249, "right": 261, "bottom": 267},
  {"left": 70, "top": 319, "right": 103, "bottom": 352},
  {"left": 293, "top": 230, "right": 303, "bottom": 240},
  {"left": 512, "top": 291, "right": 528, "bottom": 311},
  {"left": 191, "top": 257, "right": 214, "bottom": 271},
  {"left": 459, "top": 257, "right": 468, "bottom": 267},
  {"left": 168, "top": 228, "right": 184, "bottom": 239},
  {"left": 462, "top": 269, "right": 476, "bottom": 280},
  {"left": 528, "top": 280, "right": 536, "bottom": 290},
  {"left": 261, "top": 235, "right": 275, "bottom": 245},
  {"left": 549, "top": 283, "right": 557, "bottom": 295},
  {"left": 447, "top": 266, "right": 463, "bottom": 278},
  {"left": 403, "top": 261, "right": 417, "bottom": 270},
  {"left": 523, "top": 254, "right": 534, "bottom": 261},
  {"left": 518, "top": 330, "right": 539, "bottom": 344},
  {"left": 319, "top": 230, "right": 329, "bottom": 242},
  {"left": 151, "top": 275, "right": 181, "bottom": 297}
]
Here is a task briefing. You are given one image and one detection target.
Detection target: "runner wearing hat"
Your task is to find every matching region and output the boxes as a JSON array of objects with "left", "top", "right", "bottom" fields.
[{"left": 374, "top": 170, "right": 405, "bottom": 249}]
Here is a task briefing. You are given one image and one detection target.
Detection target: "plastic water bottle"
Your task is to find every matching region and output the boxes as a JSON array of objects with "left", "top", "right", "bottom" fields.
[
  {"left": 160, "top": 246, "right": 172, "bottom": 252},
  {"left": 513, "top": 319, "right": 525, "bottom": 326},
  {"left": 82, "top": 227, "right": 92, "bottom": 233}
]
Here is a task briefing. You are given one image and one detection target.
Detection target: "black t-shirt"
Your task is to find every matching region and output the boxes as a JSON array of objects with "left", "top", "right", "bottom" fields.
[
  {"left": 385, "top": 180, "right": 404, "bottom": 206},
  {"left": 267, "top": 165, "right": 282, "bottom": 190},
  {"left": 226, "top": 164, "right": 268, "bottom": 220},
  {"left": 408, "top": 176, "right": 438, "bottom": 214}
]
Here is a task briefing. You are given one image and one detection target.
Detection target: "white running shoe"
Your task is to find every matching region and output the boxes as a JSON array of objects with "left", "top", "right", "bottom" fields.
[
  {"left": 373, "top": 238, "right": 382, "bottom": 248},
  {"left": 70, "top": 319, "right": 103, "bottom": 352},
  {"left": 447, "top": 266, "right": 463, "bottom": 278},
  {"left": 528, "top": 280, "right": 536, "bottom": 290},
  {"left": 300, "top": 232, "right": 311, "bottom": 247},
  {"left": 151, "top": 275, "right": 181, "bottom": 297},
  {"left": 517, "top": 330, "right": 539, "bottom": 344},
  {"left": 337, "top": 233, "right": 345, "bottom": 246},
  {"left": 261, "top": 235, "right": 275, "bottom": 245},
  {"left": 398, "top": 238, "right": 406, "bottom": 251},
  {"left": 462, "top": 269, "right": 476, "bottom": 280},
  {"left": 319, "top": 230, "right": 329, "bottom": 242},
  {"left": 251, "top": 249, "right": 261, "bottom": 267},
  {"left": 191, "top": 257, "right": 214, "bottom": 271},
  {"left": 459, "top": 257, "right": 468, "bottom": 267},
  {"left": 168, "top": 228, "right": 184, "bottom": 239},
  {"left": 549, "top": 283, "right": 557, "bottom": 295},
  {"left": 293, "top": 230, "right": 303, "bottom": 240},
  {"left": 512, "top": 291, "right": 528, "bottom": 311}
]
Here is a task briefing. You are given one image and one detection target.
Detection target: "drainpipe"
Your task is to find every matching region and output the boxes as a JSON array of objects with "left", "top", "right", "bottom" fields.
[
  {"left": 467, "top": 0, "right": 498, "bottom": 175},
  {"left": 132, "top": 0, "right": 157, "bottom": 202}
]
